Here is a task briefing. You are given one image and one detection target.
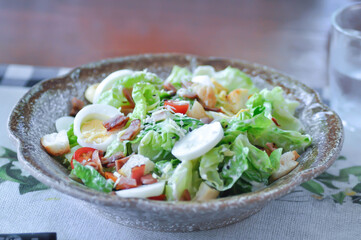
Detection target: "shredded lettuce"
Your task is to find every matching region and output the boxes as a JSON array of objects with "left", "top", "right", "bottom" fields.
[
  {"left": 259, "top": 87, "right": 302, "bottom": 131},
  {"left": 137, "top": 118, "right": 185, "bottom": 161},
  {"left": 165, "top": 66, "right": 192, "bottom": 89},
  {"left": 199, "top": 134, "right": 249, "bottom": 191},
  {"left": 114, "top": 70, "right": 163, "bottom": 88},
  {"left": 130, "top": 82, "right": 160, "bottom": 121},
  {"left": 71, "top": 161, "right": 114, "bottom": 193},
  {"left": 165, "top": 159, "right": 202, "bottom": 201},
  {"left": 154, "top": 159, "right": 181, "bottom": 180},
  {"left": 67, "top": 124, "right": 78, "bottom": 148},
  {"left": 104, "top": 138, "right": 128, "bottom": 158},
  {"left": 97, "top": 87, "right": 129, "bottom": 108},
  {"left": 214, "top": 66, "right": 257, "bottom": 93}
]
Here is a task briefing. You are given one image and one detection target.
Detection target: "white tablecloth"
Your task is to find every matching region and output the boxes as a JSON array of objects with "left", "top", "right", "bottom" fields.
[{"left": 1, "top": 86, "right": 361, "bottom": 240}]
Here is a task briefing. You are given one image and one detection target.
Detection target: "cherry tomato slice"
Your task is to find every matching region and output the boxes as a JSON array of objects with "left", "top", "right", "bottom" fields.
[
  {"left": 131, "top": 165, "right": 145, "bottom": 185},
  {"left": 164, "top": 100, "right": 189, "bottom": 114},
  {"left": 71, "top": 147, "right": 96, "bottom": 169}
]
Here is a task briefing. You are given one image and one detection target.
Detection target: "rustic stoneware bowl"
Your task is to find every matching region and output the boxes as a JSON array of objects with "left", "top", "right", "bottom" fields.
[{"left": 8, "top": 54, "right": 343, "bottom": 232}]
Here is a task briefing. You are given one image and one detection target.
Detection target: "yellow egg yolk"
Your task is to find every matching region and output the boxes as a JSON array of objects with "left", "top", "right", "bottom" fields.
[{"left": 80, "top": 119, "right": 110, "bottom": 144}]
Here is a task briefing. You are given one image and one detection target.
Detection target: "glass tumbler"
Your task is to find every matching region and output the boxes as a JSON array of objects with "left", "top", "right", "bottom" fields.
[{"left": 329, "top": 3, "right": 361, "bottom": 131}]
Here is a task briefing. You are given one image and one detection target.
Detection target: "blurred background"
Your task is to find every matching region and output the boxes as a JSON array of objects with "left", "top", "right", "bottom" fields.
[{"left": 0, "top": 0, "right": 352, "bottom": 88}]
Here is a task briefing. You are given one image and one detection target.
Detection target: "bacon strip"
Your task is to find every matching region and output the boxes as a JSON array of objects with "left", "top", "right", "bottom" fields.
[
  {"left": 101, "top": 152, "right": 125, "bottom": 164},
  {"left": 272, "top": 117, "right": 280, "bottom": 127},
  {"left": 115, "top": 156, "right": 131, "bottom": 171},
  {"left": 70, "top": 97, "right": 84, "bottom": 116},
  {"left": 103, "top": 115, "right": 129, "bottom": 132},
  {"left": 122, "top": 88, "right": 135, "bottom": 107},
  {"left": 265, "top": 142, "right": 278, "bottom": 156},
  {"left": 179, "top": 189, "right": 191, "bottom": 201},
  {"left": 141, "top": 174, "right": 157, "bottom": 185},
  {"left": 163, "top": 82, "right": 177, "bottom": 95},
  {"left": 120, "top": 119, "right": 141, "bottom": 141},
  {"left": 92, "top": 150, "right": 104, "bottom": 176},
  {"left": 120, "top": 105, "right": 134, "bottom": 116}
]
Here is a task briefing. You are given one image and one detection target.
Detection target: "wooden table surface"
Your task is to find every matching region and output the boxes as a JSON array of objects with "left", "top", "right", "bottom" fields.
[{"left": 0, "top": 0, "right": 351, "bottom": 87}]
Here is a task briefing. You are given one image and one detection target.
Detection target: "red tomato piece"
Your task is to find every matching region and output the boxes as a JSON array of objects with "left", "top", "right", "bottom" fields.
[
  {"left": 115, "top": 176, "right": 137, "bottom": 190},
  {"left": 141, "top": 174, "right": 158, "bottom": 185},
  {"left": 131, "top": 165, "right": 146, "bottom": 185},
  {"left": 164, "top": 100, "right": 189, "bottom": 114},
  {"left": 71, "top": 147, "right": 96, "bottom": 169},
  {"left": 148, "top": 194, "right": 166, "bottom": 201}
]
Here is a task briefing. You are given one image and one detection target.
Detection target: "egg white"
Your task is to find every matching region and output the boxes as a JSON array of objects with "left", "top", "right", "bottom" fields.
[
  {"left": 55, "top": 116, "right": 74, "bottom": 132},
  {"left": 73, "top": 104, "right": 121, "bottom": 151},
  {"left": 93, "top": 69, "right": 134, "bottom": 104}
]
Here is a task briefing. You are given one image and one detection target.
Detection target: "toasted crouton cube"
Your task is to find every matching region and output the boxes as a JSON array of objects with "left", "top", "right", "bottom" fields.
[
  {"left": 270, "top": 151, "right": 300, "bottom": 181},
  {"left": 187, "top": 100, "right": 208, "bottom": 119},
  {"left": 41, "top": 130, "right": 70, "bottom": 156},
  {"left": 226, "top": 88, "right": 249, "bottom": 114}
]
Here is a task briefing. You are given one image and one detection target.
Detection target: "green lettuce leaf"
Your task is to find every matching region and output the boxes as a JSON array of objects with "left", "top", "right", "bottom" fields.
[
  {"left": 154, "top": 159, "right": 181, "bottom": 180},
  {"left": 104, "top": 139, "right": 128, "bottom": 158},
  {"left": 199, "top": 134, "right": 249, "bottom": 191},
  {"left": 214, "top": 66, "right": 258, "bottom": 93},
  {"left": 137, "top": 118, "right": 185, "bottom": 161},
  {"left": 67, "top": 124, "right": 78, "bottom": 148},
  {"left": 259, "top": 87, "right": 302, "bottom": 131},
  {"left": 71, "top": 161, "right": 114, "bottom": 193},
  {"left": 165, "top": 159, "right": 202, "bottom": 201},
  {"left": 114, "top": 70, "right": 163, "bottom": 88},
  {"left": 96, "top": 87, "right": 129, "bottom": 108},
  {"left": 130, "top": 82, "right": 160, "bottom": 121},
  {"left": 248, "top": 126, "right": 311, "bottom": 153},
  {"left": 165, "top": 66, "right": 192, "bottom": 89}
]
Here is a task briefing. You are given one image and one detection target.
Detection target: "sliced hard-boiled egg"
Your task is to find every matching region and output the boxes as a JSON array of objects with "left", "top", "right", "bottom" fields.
[
  {"left": 55, "top": 116, "right": 74, "bottom": 132},
  {"left": 115, "top": 181, "right": 165, "bottom": 198},
  {"left": 93, "top": 69, "right": 134, "bottom": 104},
  {"left": 171, "top": 121, "right": 224, "bottom": 161},
  {"left": 73, "top": 104, "right": 120, "bottom": 151}
]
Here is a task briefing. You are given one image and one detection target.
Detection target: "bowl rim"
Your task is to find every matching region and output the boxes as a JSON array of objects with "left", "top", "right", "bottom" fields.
[{"left": 8, "top": 53, "right": 344, "bottom": 212}]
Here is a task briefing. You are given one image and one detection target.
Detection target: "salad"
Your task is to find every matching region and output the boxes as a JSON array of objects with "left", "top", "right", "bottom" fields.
[{"left": 40, "top": 65, "right": 312, "bottom": 201}]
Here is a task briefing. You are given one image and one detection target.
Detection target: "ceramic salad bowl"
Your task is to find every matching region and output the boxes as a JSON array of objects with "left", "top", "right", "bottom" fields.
[{"left": 8, "top": 54, "right": 343, "bottom": 232}]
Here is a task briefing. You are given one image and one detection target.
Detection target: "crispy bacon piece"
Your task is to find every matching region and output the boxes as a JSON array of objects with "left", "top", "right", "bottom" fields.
[
  {"left": 116, "top": 156, "right": 131, "bottom": 171},
  {"left": 265, "top": 142, "right": 278, "bottom": 156},
  {"left": 83, "top": 150, "right": 104, "bottom": 175},
  {"left": 101, "top": 152, "right": 125, "bottom": 168},
  {"left": 148, "top": 194, "right": 166, "bottom": 201},
  {"left": 179, "top": 189, "right": 191, "bottom": 201},
  {"left": 141, "top": 174, "right": 158, "bottom": 185},
  {"left": 103, "top": 115, "right": 129, "bottom": 132},
  {"left": 120, "top": 119, "right": 141, "bottom": 141},
  {"left": 115, "top": 176, "right": 137, "bottom": 190},
  {"left": 163, "top": 82, "right": 177, "bottom": 95},
  {"left": 104, "top": 172, "right": 118, "bottom": 182},
  {"left": 122, "top": 88, "right": 135, "bottom": 107},
  {"left": 120, "top": 105, "right": 134, "bottom": 116},
  {"left": 272, "top": 117, "right": 280, "bottom": 127},
  {"left": 70, "top": 97, "right": 84, "bottom": 116}
]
